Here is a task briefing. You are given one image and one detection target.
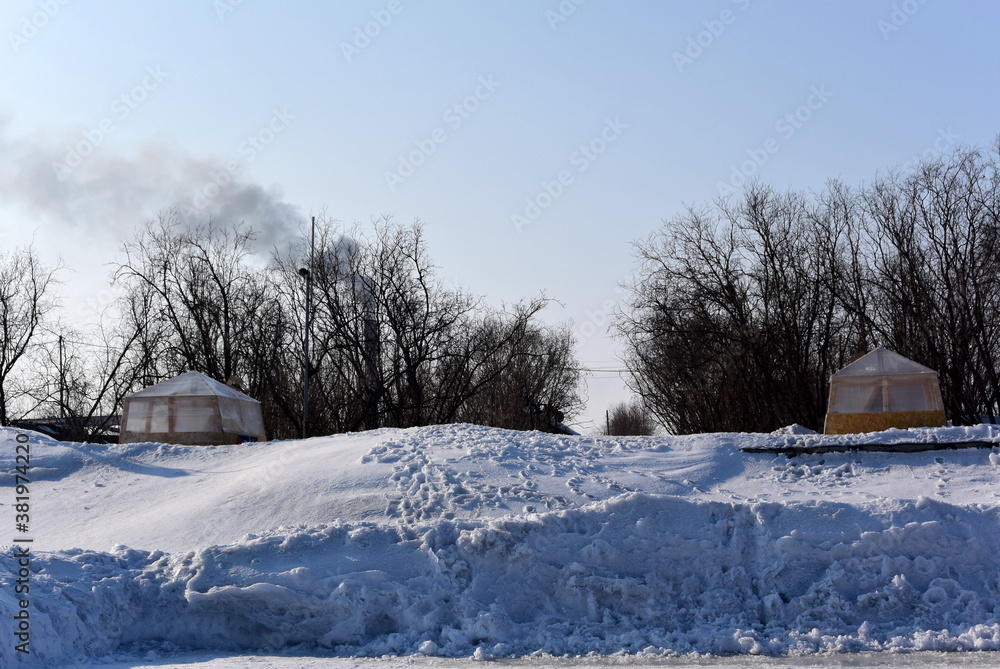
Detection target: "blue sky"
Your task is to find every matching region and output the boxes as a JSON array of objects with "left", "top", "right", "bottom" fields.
[{"left": 1, "top": 0, "right": 998, "bottom": 432}]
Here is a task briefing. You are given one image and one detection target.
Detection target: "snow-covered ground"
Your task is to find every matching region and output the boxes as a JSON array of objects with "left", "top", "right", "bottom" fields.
[
  {"left": 2, "top": 423, "right": 1000, "bottom": 667},
  {"left": 76, "top": 650, "right": 1000, "bottom": 668}
]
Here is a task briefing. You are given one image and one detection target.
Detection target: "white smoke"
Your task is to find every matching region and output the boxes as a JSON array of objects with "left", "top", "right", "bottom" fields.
[
  {"left": 0, "top": 119, "right": 301, "bottom": 254},
  {"left": 324, "top": 234, "right": 359, "bottom": 278}
]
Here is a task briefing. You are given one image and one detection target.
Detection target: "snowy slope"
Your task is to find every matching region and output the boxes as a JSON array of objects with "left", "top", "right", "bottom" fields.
[{"left": 2, "top": 423, "right": 1000, "bottom": 666}]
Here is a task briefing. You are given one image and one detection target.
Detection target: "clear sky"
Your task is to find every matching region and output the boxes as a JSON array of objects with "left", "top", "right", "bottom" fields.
[{"left": 1, "top": 0, "right": 998, "bottom": 433}]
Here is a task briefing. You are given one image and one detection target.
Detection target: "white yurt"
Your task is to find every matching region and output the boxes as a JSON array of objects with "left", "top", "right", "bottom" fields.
[
  {"left": 119, "top": 371, "right": 266, "bottom": 445},
  {"left": 824, "top": 347, "right": 946, "bottom": 434}
]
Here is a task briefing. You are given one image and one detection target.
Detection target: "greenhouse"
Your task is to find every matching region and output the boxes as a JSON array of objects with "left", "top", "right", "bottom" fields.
[
  {"left": 824, "top": 346, "right": 946, "bottom": 434},
  {"left": 119, "top": 371, "right": 267, "bottom": 445}
]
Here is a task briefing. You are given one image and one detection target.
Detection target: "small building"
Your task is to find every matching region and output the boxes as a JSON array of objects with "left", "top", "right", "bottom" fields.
[
  {"left": 824, "top": 347, "right": 946, "bottom": 434},
  {"left": 119, "top": 371, "right": 266, "bottom": 445}
]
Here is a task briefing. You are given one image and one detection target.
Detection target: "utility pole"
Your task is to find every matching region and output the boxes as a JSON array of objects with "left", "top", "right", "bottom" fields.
[
  {"left": 299, "top": 216, "right": 315, "bottom": 439},
  {"left": 58, "top": 335, "right": 65, "bottom": 419}
]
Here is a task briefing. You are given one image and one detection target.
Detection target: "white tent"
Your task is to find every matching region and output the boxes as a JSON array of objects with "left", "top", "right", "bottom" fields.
[
  {"left": 119, "top": 372, "right": 267, "bottom": 445},
  {"left": 824, "top": 347, "right": 946, "bottom": 434}
]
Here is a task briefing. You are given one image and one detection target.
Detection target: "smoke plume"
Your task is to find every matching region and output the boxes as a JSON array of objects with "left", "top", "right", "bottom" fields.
[{"left": 0, "top": 118, "right": 302, "bottom": 254}]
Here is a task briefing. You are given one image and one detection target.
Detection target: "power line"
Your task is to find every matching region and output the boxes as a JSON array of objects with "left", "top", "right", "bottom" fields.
[{"left": 35, "top": 336, "right": 112, "bottom": 350}]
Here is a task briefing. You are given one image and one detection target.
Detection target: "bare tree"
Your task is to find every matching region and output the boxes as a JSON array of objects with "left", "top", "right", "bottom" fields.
[
  {"left": 89, "top": 212, "right": 585, "bottom": 440},
  {"left": 618, "top": 144, "right": 1000, "bottom": 433},
  {"left": 272, "top": 216, "right": 584, "bottom": 436},
  {"left": 858, "top": 147, "right": 1000, "bottom": 421},
  {"left": 617, "top": 184, "right": 856, "bottom": 433},
  {"left": 34, "top": 293, "right": 159, "bottom": 441},
  {"left": 0, "top": 246, "right": 60, "bottom": 426},
  {"left": 114, "top": 214, "right": 272, "bottom": 385},
  {"left": 457, "top": 321, "right": 583, "bottom": 431},
  {"left": 601, "top": 400, "right": 657, "bottom": 436}
]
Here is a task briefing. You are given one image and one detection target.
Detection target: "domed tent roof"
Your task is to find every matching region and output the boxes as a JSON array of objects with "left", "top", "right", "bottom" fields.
[
  {"left": 832, "top": 346, "right": 938, "bottom": 377},
  {"left": 120, "top": 372, "right": 266, "bottom": 445},
  {"left": 126, "top": 371, "right": 257, "bottom": 401}
]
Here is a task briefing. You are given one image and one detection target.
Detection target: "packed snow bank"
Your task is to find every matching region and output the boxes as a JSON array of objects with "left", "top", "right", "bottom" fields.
[
  {"left": 84, "top": 652, "right": 1000, "bottom": 668},
  {"left": 749, "top": 424, "right": 1000, "bottom": 452},
  {"left": 7, "top": 494, "right": 1000, "bottom": 665},
  {"left": 4, "top": 424, "right": 1000, "bottom": 666},
  {"left": 11, "top": 423, "right": 1000, "bottom": 555}
]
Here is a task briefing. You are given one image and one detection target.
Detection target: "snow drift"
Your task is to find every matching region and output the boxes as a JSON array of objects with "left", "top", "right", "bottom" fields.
[{"left": 2, "top": 423, "right": 1000, "bottom": 666}]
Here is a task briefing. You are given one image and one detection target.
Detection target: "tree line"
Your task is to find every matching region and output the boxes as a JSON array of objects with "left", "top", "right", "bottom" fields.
[
  {"left": 0, "top": 216, "right": 582, "bottom": 440},
  {"left": 4, "top": 145, "right": 998, "bottom": 439},
  {"left": 617, "top": 144, "right": 1000, "bottom": 433}
]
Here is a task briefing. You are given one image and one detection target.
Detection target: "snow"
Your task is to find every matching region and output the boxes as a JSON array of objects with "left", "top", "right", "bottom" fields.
[
  {"left": 3, "top": 422, "right": 1000, "bottom": 667},
  {"left": 71, "top": 651, "right": 1000, "bottom": 668},
  {"left": 747, "top": 425, "right": 1000, "bottom": 453}
]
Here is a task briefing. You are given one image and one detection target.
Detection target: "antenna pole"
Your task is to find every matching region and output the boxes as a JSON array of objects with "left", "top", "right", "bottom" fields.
[
  {"left": 301, "top": 216, "right": 315, "bottom": 439},
  {"left": 59, "top": 335, "right": 65, "bottom": 419}
]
